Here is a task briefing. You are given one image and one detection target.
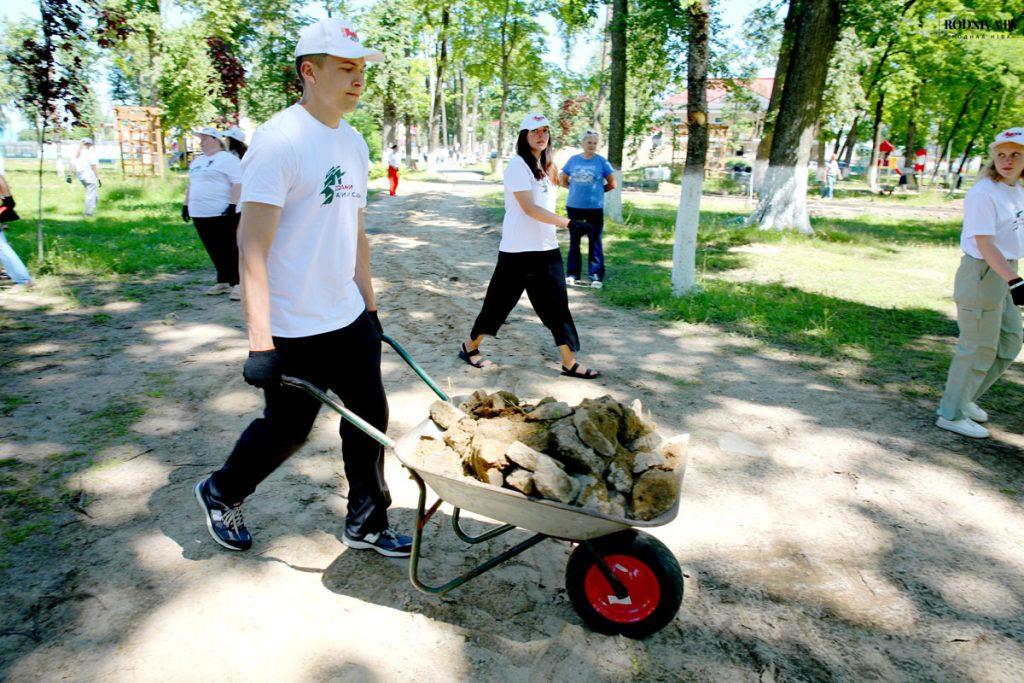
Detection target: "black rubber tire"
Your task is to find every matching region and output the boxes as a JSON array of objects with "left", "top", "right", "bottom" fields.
[{"left": 565, "top": 530, "right": 683, "bottom": 639}]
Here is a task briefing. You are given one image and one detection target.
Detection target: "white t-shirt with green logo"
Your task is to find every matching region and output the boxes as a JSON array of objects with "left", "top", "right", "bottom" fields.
[
  {"left": 241, "top": 104, "right": 369, "bottom": 338},
  {"left": 961, "top": 177, "right": 1024, "bottom": 260}
]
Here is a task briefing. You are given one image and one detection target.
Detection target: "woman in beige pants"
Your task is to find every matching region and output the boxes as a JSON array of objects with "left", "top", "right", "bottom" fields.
[{"left": 937, "top": 127, "right": 1024, "bottom": 438}]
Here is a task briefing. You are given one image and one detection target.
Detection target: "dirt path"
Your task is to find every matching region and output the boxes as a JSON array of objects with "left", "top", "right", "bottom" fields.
[{"left": 2, "top": 178, "right": 1023, "bottom": 681}]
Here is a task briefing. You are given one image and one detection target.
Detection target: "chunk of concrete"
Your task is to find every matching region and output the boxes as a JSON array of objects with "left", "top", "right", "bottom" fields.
[
  {"left": 573, "top": 408, "right": 617, "bottom": 458},
  {"left": 631, "top": 469, "right": 679, "bottom": 521},
  {"left": 429, "top": 401, "right": 470, "bottom": 431},
  {"left": 548, "top": 419, "right": 604, "bottom": 473},
  {"left": 632, "top": 451, "right": 668, "bottom": 474},
  {"left": 506, "top": 440, "right": 543, "bottom": 471},
  {"left": 526, "top": 401, "right": 573, "bottom": 421},
  {"left": 533, "top": 453, "right": 576, "bottom": 504},
  {"left": 505, "top": 468, "right": 534, "bottom": 495}
]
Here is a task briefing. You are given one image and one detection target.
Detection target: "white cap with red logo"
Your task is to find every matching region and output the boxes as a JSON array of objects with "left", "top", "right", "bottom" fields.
[
  {"left": 990, "top": 127, "right": 1024, "bottom": 151},
  {"left": 294, "top": 17, "right": 383, "bottom": 62},
  {"left": 520, "top": 113, "right": 551, "bottom": 132}
]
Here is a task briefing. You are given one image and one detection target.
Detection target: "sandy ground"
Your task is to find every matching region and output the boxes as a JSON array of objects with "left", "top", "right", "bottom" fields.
[{"left": 2, "top": 177, "right": 1023, "bottom": 681}]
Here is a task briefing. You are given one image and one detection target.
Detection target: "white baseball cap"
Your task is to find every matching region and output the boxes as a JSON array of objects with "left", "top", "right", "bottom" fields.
[
  {"left": 193, "top": 127, "right": 222, "bottom": 140},
  {"left": 990, "top": 127, "right": 1024, "bottom": 151},
  {"left": 294, "top": 17, "right": 383, "bottom": 63},
  {"left": 223, "top": 126, "right": 245, "bottom": 143},
  {"left": 520, "top": 113, "right": 551, "bottom": 132},
  {"left": 81, "top": 137, "right": 94, "bottom": 145}
]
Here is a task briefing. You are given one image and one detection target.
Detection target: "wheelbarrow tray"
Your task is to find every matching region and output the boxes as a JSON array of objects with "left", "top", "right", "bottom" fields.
[{"left": 393, "top": 417, "right": 688, "bottom": 541}]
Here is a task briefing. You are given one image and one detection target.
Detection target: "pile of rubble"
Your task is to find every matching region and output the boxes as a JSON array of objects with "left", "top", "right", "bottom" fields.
[{"left": 416, "top": 390, "right": 687, "bottom": 520}]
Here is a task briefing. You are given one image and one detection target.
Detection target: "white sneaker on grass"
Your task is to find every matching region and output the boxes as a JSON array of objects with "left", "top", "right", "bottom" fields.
[
  {"left": 229, "top": 284, "right": 242, "bottom": 301},
  {"left": 590, "top": 278, "right": 603, "bottom": 289},
  {"left": 936, "top": 416, "right": 989, "bottom": 439},
  {"left": 206, "top": 283, "right": 231, "bottom": 295},
  {"left": 963, "top": 402, "right": 988, "bottom": 423},
  {"left": 565, "top": 276, "right": 577, "bottom": 287}
]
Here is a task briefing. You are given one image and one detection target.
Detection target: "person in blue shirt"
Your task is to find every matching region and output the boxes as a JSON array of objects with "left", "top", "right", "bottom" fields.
[{"left": 558, "top": 129, "right": 616, "bottom": 288}]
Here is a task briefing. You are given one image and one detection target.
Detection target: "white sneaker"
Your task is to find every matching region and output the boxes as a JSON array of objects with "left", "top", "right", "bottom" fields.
[
  {"left": 963, "top": 402, "right": 988, "bottom": 423},
  {"left": 565, "top": 276, "right": 577, "bottom": 287},
  {"left": 206, "top": 283, "right": 231, "bottom": 295},
  {"left": 590, "top": 278, "right": 603, "bottom": 289},
  {"left": 229, "top": 284, "right": 242, "bottom": 301},
  {"left": 936, "top": 416, "right": 989, "bottom": 439}
]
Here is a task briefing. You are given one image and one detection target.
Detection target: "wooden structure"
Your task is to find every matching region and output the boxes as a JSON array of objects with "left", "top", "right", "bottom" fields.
[
  {"left": 672, "top": 123, "right": 731, "bottom": 176},
  {"left": 114, "top": 106, "right": 165, "bottom": 178}
]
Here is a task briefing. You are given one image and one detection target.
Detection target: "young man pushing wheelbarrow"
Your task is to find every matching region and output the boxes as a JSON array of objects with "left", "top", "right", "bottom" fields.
[{"left": 195, "top": 16, "right": 413, "bottom": 557}]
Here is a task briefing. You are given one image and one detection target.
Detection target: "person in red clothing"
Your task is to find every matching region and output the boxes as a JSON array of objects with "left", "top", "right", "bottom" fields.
[{"left": 386, "top": 144, "right": 400, "bottom": 196}]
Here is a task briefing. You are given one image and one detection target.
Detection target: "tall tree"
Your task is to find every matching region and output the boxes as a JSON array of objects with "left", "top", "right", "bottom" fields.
[
  {"left": 605, "top": 0, "right": 627, "bottom": 221},
  {"left": 752, "top": 0, "right": 800, "bottom": 191},
  {"left": 671, "top": 0, "right": 709, "bottom": 296},
  {"left": 747, "top": 0, "right": 841, "bottom": 233}
]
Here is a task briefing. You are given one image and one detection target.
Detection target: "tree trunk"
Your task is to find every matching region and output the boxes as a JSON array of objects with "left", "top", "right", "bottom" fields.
[
  {"left": 865, "top": 92, "right": 885, "bottom": 190},
  {"left": 459, "top": 70, "right": 468, "bottom": 158},
  {"left": 591, "top": 10, "right": 611, "bottom": 129},
  {"left": 470, "top": 84, "right": 479, "bottom": 159},
  {"left": 842, "top": 125, "right": 857, "bottom": 177},
  {"left": 671, "top": 0, "right": 709, "bottom": 296},
  {"left": 382, "top": 97, "right": 398, "bottom": 151},
  {"left": 749, "top": 0, "right": 841, "bottom": 233},
  {"left": 427, "top": 7, "right": 449, "bottom": 173},
  {"left": 753, "top": 0, "right": 801, "bottom": 191},
  {"left": 495, "top": 1, "right": 517, "bottom": 161},
  {"left": 605, "top": 0, "right": 627, "bottom": 221},
  {"left": 932, "top": 84, "right": 976, "bottom": 182},
  {"left": 956, "top": 96, "right": 996, "bottom": 177},
  {"left": 36, "top": 126, "right": 45, "bottom": 263},
  {"left": 404, "top": 113, "right": 416, "bottom": 170}
]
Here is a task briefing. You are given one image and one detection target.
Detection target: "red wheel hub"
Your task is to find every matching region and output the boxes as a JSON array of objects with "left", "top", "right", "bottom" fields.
[{"left": 583, "top": 554, "right": 660, "bottom": 623}]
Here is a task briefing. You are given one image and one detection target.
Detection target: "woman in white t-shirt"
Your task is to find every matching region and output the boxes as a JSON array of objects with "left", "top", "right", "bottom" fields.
[
  {"left": 182, "top": 127, "right": 242, "bottom": 299},
  {"left": 936, "top": 127, "right": 1024, "bottom": 438},
  {"left": 70, "top": 138, "right": 101, "bottom": 217},
  {"left": 459, "top": 113, "right": 599, "bottom": 379}
]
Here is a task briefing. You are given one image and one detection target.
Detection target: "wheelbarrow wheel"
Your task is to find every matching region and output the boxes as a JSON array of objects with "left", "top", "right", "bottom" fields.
[{"left": 565, "top": 530, "right": 683, "bottom": 639}]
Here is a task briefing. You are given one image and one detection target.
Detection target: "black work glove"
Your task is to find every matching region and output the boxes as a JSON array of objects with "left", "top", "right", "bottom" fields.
[
  {"left": 367, "top": 309, "right": 383, "bottom": 335},
  {"left": 567, "top": 219, "right": 593, "bottom": 233},
  {"left": 97, "top": 178, "right": 102, "bottom": 188},
  {"left": 1, "top": 196, "right": 14, "bottom": 209},
  {"left": 222, "top": 203, "right": 236, "bottom": 216},
  {"left": 181, "top": 204, "right": 190, "bottom": 222},
  {"left": 243, "top": 350, "right": 282, "bottom": 389},
  {"left": 65, "top": 176, "right": 73, "bottom": 184},
  {"left": 1010, "top": 278, "right": 1024, "bottom": 307}
]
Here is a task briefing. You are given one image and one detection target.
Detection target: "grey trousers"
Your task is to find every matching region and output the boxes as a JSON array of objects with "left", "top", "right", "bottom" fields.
[
  {"left": 937, "top": 255, "right": 1022, "bottom": 420},
  {"left": 77, "top": 173, "right": 99, "bottom": 216}
]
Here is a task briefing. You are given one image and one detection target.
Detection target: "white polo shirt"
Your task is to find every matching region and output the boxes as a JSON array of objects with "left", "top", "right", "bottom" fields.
[
  {"left": 241, "top": 104, "right": 369, "bottom": 338},
  {"left": 188, "top": 151, "right": 241, "bottom": 218},
  {"left": 961, "top": 177, "right": 1024, "bottom": 260},
  {"left": 500, "top": 155, "right": 557, "bottom": 253}
]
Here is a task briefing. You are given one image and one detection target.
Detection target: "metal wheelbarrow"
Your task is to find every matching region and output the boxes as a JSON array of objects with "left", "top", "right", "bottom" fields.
[{"left": 282, "top": 335, "right": 687, "bottom": 639}]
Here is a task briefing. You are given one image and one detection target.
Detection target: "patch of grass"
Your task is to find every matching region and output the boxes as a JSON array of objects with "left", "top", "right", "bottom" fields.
[
  {"left": 83, "top": 399, "right": 146, "bottom": 446},
  {"left": 2, "top": 395, "right": 29, "bottom": 415},
  {"left": 591, "top": 197, "right": 1024, "bottom": 422}
]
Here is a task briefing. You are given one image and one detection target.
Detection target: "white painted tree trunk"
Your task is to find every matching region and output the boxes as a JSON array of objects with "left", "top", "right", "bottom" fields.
[
  {"left": 671, "top": 168, "right": 703, "bottom": 295},
  {"left": 748, "top": 165, "right": 813, "bottom": 234},
  {"left": 752, "top": 157, "right": 769, "bottom": 195},
  {"left": 605, "top": 170, "right": 623, "bottom": 222}
]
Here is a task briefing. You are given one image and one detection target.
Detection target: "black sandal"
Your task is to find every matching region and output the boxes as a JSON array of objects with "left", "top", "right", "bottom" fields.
[
  {"left": 561, "top": 362, "right": 600, "bottom": 379},
  {"left": 459, "top": 342, "right": 493, "bottom": 369}
]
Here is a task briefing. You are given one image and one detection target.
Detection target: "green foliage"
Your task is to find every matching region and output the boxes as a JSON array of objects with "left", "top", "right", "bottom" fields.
[
  {"left": 156, "top": 25, "right": 219, "bottom": 130},
  {"left": 348, "top": 108, "right": 382, "bottom": 162}
]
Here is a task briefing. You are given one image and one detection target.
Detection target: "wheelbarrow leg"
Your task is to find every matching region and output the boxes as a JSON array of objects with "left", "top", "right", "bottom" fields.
[
  {"left": 407, "top": 469, "right": 547, "bottom": 596},
  {"left": 451, "top": 507, "right": 516, "bottom": 544}
]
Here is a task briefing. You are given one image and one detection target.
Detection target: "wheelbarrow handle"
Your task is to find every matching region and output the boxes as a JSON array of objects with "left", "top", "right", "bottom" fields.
[
  {"left": 280, "top": 375, "right": 395, "bottom": 450},
  {"left": 380, "top": 333, "right": 450, "bottom": 402},
  {"left": 278, "top": 334, "right": 447, "bottom": 449}
]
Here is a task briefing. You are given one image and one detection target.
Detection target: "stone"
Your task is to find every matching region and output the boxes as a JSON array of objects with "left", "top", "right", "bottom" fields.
[
  {"left": 661, "top": 434, "right": 690, "bottom": 469},
  {"left": 548, "top": 419, "right": 604, "bottom": 473},
  {"left": 631, "top": 469, "right": 680, "bottom": 521},
  {"left": 429, "top": 400, "right": 470, "bottom": 431},
  {"left": 506, "top": 440, "right": 543, "bottom": 471},
  {"left": 605, "top": 459, "right": 634, "bottom": 495},
  {"left": 476, "top": 393, "right": 509, "bottom": 418},
  {"left": 533, "top": 453, "right": 576, "bottom": 504},
  {"left": 619, "top": 405, "right": 648, "bottom": 444},
  {"left": 629, "top": 431, "right": 664, "bottom": 453},
  {"left": 632, "top": 451, "right": 668, "bottom": 474},
  {"left": 573, "top": 408, "right": 617, "bottom": 458},
  {"left": 526, "top": 401, "right": 573, "bottom": 421},
  {"left": 471, "top": 436, "right": 508, "bottom": 481},
  {"left": 443, "top": 420, "right": 476, "bottom": 461},
  {"left": 609, "top": 491, "right": 628, "bottom": 517},
  {"left": 505, "top": 468, "right": 534, "bottom": 495},
  {"left": 578, "top": 398, "right": 623, "bottom": 443},
  {"left": 459, "top": 389, "right": 489, "bottom": 414},
  {"left": 483, "top": 468, "right": 504, "bottom": 488},
  {"left": 495, "top": 390, "right": 520, "bottom": 406},
  {"left": 573, "top": 474, "right": 612, "bottom": 514}
]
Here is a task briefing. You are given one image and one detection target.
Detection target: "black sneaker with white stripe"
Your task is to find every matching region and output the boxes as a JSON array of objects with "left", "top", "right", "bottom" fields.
[
  {"left": 195, "top": 476, "right": 252, "bottom": 551},
  {"left": 343, "top": 527, "right": 413, "bottom": 558}
]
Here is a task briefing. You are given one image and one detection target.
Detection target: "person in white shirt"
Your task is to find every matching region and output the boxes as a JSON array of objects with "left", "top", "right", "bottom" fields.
[
  {"left": 223, "top": 126, "right": 248, "bottom": 159},
  {"left": 824, "top": 154, "right": 840, "bottom": 199},
  {"left": 459, "top": 113, "right": 600, "bottom": 379},
  {"left": 70, "top": 138, "right": 101, "bottom": 216},
  {"left": 386, "top": 144, "right": 400, "bottom": 196},
  {"left": 936, "top": 127, "right": 1024, "bottom": 438},
  {"left": 194, "top": 17, "right": 413, "bottom": 557},
  {"left": 181, "top": 127, "right": 242, "bottom": 299}
]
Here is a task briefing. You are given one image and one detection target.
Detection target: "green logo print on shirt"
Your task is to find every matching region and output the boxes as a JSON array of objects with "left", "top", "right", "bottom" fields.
[{"left": 320, "top": 166, "right": 346, "bottom": 205}]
